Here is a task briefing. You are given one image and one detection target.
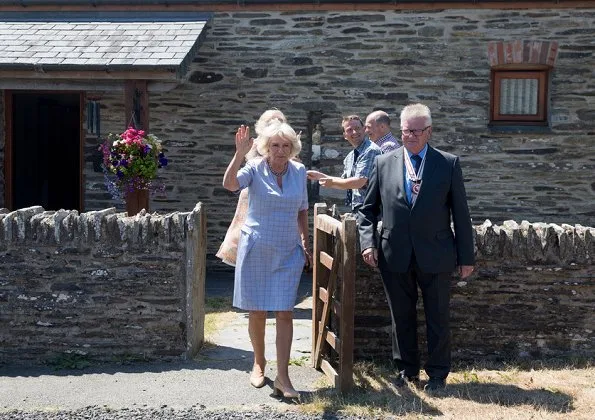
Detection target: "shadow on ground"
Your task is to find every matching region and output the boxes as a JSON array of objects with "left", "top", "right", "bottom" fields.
[{"left": 431, "top": 382, "right": 573, "bottom": 413}]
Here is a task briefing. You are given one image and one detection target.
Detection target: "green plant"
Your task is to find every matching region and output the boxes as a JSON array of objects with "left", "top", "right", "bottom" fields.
[
  {"left": 111, "top": 353, "right": 149, "bottom": 365},
  {"left": 289, "top": 355, "right": 310, "bottom": 366},
  {"left": 462, "top": 370, "right": 480, "bottom": 383},
  {"left": 205, "top": 296, "right": 233, "bottom": 312},
  {"left": 47, "top": 352, "right": 92, "bottom": 370}
]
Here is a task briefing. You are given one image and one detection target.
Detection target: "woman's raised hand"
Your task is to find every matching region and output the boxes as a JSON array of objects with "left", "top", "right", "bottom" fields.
[{"left": 235, "top": 125, "right": 253, "bottom": 157}]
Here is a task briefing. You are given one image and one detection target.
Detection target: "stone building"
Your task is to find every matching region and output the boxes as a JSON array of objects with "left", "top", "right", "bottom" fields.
[{"left": 0, "top": 1, "right": 593, "bottom": 262}]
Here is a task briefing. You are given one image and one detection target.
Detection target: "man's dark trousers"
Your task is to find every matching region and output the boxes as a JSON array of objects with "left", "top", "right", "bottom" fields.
[{"left": 380, "top": 254, "right": 451, "bottom": 379}]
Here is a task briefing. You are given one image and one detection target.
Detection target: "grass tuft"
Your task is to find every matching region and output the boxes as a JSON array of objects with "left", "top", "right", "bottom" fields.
[{"left": 204, "top": 296, "right": 236, "bottom": 343}]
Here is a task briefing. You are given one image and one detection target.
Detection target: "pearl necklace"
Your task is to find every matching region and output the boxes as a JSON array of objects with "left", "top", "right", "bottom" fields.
[{"left": 267, "top": 159, "right": 288, "bottom": 177}]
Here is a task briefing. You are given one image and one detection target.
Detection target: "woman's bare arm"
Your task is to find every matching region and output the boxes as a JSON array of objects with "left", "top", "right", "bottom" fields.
[{"left": 223, "top": 125, "right": 252, "bottom": 191}]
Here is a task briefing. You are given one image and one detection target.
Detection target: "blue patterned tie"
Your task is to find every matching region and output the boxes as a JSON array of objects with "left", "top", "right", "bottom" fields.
[{"left": 411, "top": 154, "right": 422, "bottom": 175}]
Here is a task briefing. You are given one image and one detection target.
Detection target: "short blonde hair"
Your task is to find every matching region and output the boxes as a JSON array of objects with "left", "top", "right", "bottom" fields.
[
  {"left": 400, "top": 103, "right": 432, "bottom": 127},
  {"left": 254, "top": 109, "right": 286, "bottom": 135},
  {"left": 247, "top": 109, "right": 287, "bottom": 160},
  {"left": 256, "top": 121, "right": 302, "bottom": 159}
]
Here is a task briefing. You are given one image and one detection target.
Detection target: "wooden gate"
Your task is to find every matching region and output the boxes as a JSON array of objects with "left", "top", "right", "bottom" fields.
[{"left": 311, "top": 203, "right": 356, "bottom": 393}]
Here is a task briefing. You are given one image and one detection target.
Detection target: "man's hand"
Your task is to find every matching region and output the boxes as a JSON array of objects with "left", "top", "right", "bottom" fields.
[
  {"left": 362, "top": 247, "right": 378, "bottom": 268},
  {"left": 319, "top": 177, "right": 336, "bottom": 188},
  {"left": 458, "top": 265, "right": 474, "bottom": 279},
  {"left": 307, "top": 170, "right": 326, "bottom": 181}
]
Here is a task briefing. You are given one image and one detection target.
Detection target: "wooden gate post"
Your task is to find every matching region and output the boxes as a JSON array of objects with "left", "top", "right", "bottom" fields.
[
  {"left": 311, "top": 203, "right": 356, "bottom": 393},
  {"left": 185, "top": 202, "right": 207, "bottom": 358},
  {"left": 312, "top": 203, "right": 328, "bottom": 363},
  {"left": 338, "top": 214, "right": 356, "bottom": 392}
]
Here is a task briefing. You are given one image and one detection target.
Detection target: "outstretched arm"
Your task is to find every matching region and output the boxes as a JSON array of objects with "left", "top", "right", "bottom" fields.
[
  {"left": 307, "top": 170, "right": 327, "bottom": 180},
  {"left": 318, "top": 176, "right": 368, "bottom": 190}
]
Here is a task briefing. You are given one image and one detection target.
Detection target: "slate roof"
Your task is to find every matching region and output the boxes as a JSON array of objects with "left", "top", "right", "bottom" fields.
[{"left": 0, "top": 12, "right": 212, "bottom": 77}]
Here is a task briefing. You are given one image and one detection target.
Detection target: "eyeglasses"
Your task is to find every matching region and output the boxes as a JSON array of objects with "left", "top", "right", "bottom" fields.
[{"left": 401, "top": 126, "right": 431, "bottom": 136}]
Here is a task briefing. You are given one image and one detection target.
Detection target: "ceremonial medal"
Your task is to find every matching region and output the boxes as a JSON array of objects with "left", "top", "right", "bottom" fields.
[{"left": 404, "top": 151, "right": 426, "bottom": 206}]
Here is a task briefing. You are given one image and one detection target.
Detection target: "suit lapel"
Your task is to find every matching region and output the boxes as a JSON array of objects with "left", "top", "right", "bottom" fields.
[
  {"left": 393, "top": 147, "right": 408, "bottom": 206},
  {"left": 421, "top": 145, "right": 438, "bottom": 181}
]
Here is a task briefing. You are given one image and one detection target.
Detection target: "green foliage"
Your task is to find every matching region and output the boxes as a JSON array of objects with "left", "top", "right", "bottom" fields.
[
  {"left": 289, "top": 355, "right": 310, "bottom": 366},
  {"left": 205, "top": 296, "right": 233, "bottom": 312},
  {"left": 47, "top": 352, "right": 92, "bottom": 370}
]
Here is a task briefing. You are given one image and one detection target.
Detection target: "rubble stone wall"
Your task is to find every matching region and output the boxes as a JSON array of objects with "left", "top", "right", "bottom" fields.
[
  {"left": 354, "top": 220, "right": 595, "bottom": 362},
  {"left": 0, "top": 204, "right": 592, "bottom": 365},
  {"left": 0, "top": 204, "right": 206, "bottom": 366}
]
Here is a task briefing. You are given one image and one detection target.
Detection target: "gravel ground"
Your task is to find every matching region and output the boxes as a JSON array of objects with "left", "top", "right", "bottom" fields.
[{"left": 0, "top": 406, "right": 367, "bottom": 419}]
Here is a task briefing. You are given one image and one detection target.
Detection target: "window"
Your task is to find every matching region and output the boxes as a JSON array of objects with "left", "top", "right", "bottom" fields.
[
  {"left": 487, "top": 40, "right": 558, "bottom": 128},
  {"left": 490, "top": 69, "right": 548, "bottom": 125}
]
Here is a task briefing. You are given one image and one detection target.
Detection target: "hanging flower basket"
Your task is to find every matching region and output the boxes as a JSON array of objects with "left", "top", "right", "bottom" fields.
[{"left": 99, "top": 127, "right": 168, "bottom": 215}]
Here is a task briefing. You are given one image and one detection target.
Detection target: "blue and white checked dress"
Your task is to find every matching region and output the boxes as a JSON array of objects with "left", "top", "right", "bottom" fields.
[{"left": 233, "top": 158, "right": 308, "bottom": 311}]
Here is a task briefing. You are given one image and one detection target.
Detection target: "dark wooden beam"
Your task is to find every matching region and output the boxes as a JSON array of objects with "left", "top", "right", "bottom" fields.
[
  {"left": 0, "top": 70, "right": 178, "bottom": 81},
  {"left": 0, "top": 79, "right": 179, "bottom": 92},
  {"left": 0, "top": 2, "right": 592, "bottom": 12},
  {"left": 124, "top": 80, "right": 149, "bottom": 132},
  {"left": 79, "top": 92, "right": 85, "bottom": 212}
]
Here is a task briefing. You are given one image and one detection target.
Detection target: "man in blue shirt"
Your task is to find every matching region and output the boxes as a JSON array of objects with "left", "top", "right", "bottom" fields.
[{"left": 307, "top": 115, "right": 381, "bottom": 212}]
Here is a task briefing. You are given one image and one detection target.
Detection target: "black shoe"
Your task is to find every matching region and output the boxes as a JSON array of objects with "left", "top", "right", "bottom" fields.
[
  {"left": 424, "top": 377, "right": 446, "bottom": 391},
  {"left": 392, "top": 371, "right": 420, "bottom": 387}
]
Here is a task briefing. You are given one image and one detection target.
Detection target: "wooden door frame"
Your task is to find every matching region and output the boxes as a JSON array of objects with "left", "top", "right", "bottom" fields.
[
  {"left": 3, "top": 90, "right": 85, "bottom": 211},
  {"left": 3, "top": 91, "right": 13, "bottom": 210}
]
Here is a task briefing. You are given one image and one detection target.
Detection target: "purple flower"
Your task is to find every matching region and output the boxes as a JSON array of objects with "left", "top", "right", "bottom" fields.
[{"left": 101, "top": 129, "right": 168, "bottom": 200}]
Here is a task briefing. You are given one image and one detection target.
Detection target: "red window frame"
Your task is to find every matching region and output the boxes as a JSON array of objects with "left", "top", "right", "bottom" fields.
[{"left": 490, "top": 69, "right": 548, "bottom": 125}]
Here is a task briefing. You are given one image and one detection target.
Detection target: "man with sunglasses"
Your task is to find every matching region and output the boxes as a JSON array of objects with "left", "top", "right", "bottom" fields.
[{"left": 357, "top": 103, "right": 475, "bottom": 392}]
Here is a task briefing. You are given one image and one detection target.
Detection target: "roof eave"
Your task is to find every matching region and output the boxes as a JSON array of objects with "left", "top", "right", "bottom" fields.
[{"left": 0, "top": 64, "right": 182, "bottom": 80}]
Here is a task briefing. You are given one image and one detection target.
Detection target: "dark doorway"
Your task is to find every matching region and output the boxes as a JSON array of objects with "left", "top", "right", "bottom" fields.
[{"left": 12, "top": 92, "right": 81, "bottom": 211}]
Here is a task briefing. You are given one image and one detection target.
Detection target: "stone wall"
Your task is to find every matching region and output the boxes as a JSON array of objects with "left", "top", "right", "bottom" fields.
[
  {"left": 354, "top": 220, "right": 594, "bottom": 361},
  {"left": 0, "top": 204, "right": 206, "bottom": 366},
  {"left": 71, "top": 8, "right": 594, "bottom": 263},
  {"left": 1, "top": 204, "right": 592, "bottom": 366}
]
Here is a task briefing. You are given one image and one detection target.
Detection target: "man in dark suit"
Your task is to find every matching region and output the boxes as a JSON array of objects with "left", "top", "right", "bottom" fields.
[{"left": 357, "top": 103, "right": 475, "bottom": 391}]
